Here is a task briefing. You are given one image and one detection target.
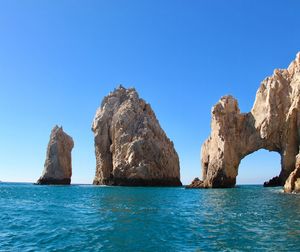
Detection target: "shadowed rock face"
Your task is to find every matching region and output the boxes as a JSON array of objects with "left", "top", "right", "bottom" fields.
[
  {"left": 36, "top": 126, "right": 74, "bottom": 185},
  {"left": 188, "top": 52, "right": 300, "bottom": 189},
  {"left": 92, "top": 86, "right": 182, "bottom": 186}
]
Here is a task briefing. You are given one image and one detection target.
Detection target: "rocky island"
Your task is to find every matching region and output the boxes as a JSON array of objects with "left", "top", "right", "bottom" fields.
[
  {"left": 188, "top": 52, "right": 300, "bottom": 192},
  {"left": 36, "top": 126, "right": 74, "bottom": 185},
  {"left": 92, "top": 86, "right": 182, "bottom": 186}
]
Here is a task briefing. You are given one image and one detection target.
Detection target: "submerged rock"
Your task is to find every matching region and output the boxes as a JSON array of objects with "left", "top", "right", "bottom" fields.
[
  {"left": 188, "top": 52, "right": 300, "bottom": 189},
  {"left": 36, "top": 126, "right": 74, "bottom": 185},
  {"left": 92, "top": 86, "right": 182, "bottom": 186}
]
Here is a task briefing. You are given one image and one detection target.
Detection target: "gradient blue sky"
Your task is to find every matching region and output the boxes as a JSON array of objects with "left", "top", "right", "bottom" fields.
[{"left": 0, "top": 0, "right": 299, "bottom": 184}]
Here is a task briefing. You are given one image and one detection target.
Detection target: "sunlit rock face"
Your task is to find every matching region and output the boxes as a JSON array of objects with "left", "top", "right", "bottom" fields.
[
  {"left": 284, "top": 154, "right": 300, "bottom": 193},
  {"left": 188, "top": 52, "right": 300, "bottom": 189},
  {"left": 37, "top": 126, "right": 74, "bottom": 185},
  {"left": 92, "top": 86, "right": 182, "bottom": 186}
]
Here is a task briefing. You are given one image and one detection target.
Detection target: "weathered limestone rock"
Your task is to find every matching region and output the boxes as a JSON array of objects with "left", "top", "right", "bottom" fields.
[
  {"left": 186, "top": 177, "right": 204, "bottom": 189},
  {"left": 284, "top": 154, "right": 300, "bottom": 193},
  {"left": 36, "top": 126, "right": 74, "bottom": 185},
  {"left": 188, "top": 52, "right": 300, "bottom": 189},
  {"left": 92, "top": 86, "right": 182, "bottom": 186}
]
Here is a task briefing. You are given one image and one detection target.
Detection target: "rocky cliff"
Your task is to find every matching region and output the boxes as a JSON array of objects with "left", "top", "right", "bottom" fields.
[
  {"left": 92, "top": 86, "right": 181, "bottom": 186},
  {"left": 187, "top": 52, "right": 300, "bottom": 190},
  {"left": 36, "top": 126, "right": 74, "bottom": 185}
]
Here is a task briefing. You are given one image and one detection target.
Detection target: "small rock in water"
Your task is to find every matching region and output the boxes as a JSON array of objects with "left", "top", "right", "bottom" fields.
[
  {"left": 36, "top": 125, "right": 74, "bottom": 185},
  {"left": 263, "top": 176, "right": 281, "bottom": 187}
]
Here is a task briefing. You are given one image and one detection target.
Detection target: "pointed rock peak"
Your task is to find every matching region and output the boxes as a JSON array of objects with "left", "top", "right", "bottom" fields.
[
  {"left": 100, "top": 86, "right": 140, "bottom": 110},
  {"left": 52, "top": 125, "right": 63, "bottom": 133},
  {"left": 109, "top": 85, "right": 137, "bottom": 97},
  {"left": 213, "top": 95, "right": 240, "bottom": 115},
  {"left": 220, "top": 95, "right": 238, "bottom": 105},
  {"left": 116, "top": 84, "right": 126, "bottom": 91}
]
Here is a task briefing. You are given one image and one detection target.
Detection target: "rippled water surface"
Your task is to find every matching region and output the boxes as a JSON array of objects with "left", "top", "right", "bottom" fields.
[{"left": 1, "top": 183, "right": 300, "bottom": 251}]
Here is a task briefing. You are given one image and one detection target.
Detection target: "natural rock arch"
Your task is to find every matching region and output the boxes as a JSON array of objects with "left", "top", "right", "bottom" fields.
[{"left": 188, "top": 52, "right": 300, "bottom": 189}]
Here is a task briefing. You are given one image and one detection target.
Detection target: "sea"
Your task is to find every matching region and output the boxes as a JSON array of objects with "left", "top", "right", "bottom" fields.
[{"left": 0, "top": 183, "right": 300, "bottom": 252}]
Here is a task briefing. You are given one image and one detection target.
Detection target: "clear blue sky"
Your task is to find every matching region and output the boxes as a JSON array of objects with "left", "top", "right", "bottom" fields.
[{"left": 0, "top": 0, "right": 299, "bottom": 184}]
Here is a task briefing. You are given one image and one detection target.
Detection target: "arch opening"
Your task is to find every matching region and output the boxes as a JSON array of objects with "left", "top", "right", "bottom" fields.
[{"left": 237, "top": 149, "right": 281, "bottom": 185}]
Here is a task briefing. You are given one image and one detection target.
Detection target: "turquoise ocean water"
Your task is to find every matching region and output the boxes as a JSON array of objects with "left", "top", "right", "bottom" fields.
[{"left": 0, "top": 183, "right": 300, "bottom": 251}]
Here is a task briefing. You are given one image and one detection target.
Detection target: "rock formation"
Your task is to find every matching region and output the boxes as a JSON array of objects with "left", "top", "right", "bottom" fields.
[
  {"left": 284, "top": 154, "right": 300, "bottom": 193},
  {"left": 188, "top": 52, "right": 300, "bottom": 189},
  {"left": 92, "top": 86, "right": 182, "bottom": 186},
  {"left": 36, "top": 126, "right": 74, "bottom": 185}
]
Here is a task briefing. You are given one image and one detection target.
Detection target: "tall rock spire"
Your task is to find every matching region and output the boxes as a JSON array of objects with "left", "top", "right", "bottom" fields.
[{"left": 36, "top": 126, "right": 74, "bottom": 185}]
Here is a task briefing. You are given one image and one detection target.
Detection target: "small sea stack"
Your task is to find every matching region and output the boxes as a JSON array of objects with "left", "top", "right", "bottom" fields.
[
  {"left": 92, "top": 86, "right": 182, "bottom": 186},
  {"left": 36, "top": 126, "right": 74, "bottom": 185},
  {"left": 188, "top": 52, "right": 300, "bottom": 189}
]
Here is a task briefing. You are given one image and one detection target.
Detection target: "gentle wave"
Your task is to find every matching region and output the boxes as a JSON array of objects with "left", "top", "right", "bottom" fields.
[{"left": 0, "top": 183, "right": 299, "bottom": 251}]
